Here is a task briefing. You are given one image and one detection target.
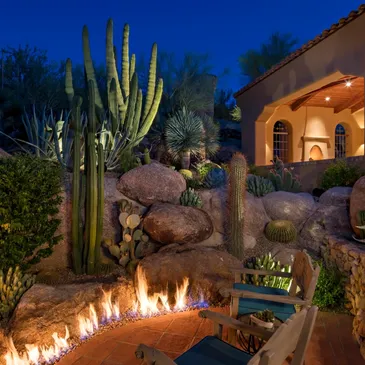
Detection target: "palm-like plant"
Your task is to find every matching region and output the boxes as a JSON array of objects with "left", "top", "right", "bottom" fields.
[{"left": 165, "top": 107, "right": 203, "bottom": 169}]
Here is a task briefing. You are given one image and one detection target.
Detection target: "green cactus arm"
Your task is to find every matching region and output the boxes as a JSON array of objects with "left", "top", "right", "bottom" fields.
[
  {"left": 108, "top": 78, "right": 119, "bottom": 135},
  {"left": 141, "top": 43, "right": 157, "bottom": 123},
  {"left": 136, "top": 78, "right": 163, "bottom": 142},
  {"left": 121, "top": 24, "right": 130, "bottom": 98},
  {"left": 283, "top": 169, "right": 293, "bottom": 191},
  {"left": 124, "top": 72, "right": 138, "bottom": 135},
  {"left": 130, "top": 54, "right": 136, "bottom": 81},
  {"left": 65, "top": 58, "right": 74, "bottom": 108},
  {"left": 106, "top": 19, "right": 126, "bottom": 120},
  {"left": 82, "top": 25, "right": 104, "bottom": 115}
]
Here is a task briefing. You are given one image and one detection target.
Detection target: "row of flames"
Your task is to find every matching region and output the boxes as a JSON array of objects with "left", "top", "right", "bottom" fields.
[{"left": 4, "top": 266, "right": 207, "bottom": 365}]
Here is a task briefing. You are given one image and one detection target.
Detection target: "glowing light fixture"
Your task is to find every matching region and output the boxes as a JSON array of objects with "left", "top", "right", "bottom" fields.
[
  {"left": 325, "top": 96, "right": 331, "bottom": 101},
  {"left": 345, "top": 81, "right": 352, "bottom": 87}
]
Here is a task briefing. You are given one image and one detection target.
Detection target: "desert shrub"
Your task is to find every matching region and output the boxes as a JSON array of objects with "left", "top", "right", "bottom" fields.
[
  {"left": 0, "top": 154, "right": 63, "bottom": 270},
  {"left": 320, "top": 159, "right": 362, "bottom": 190},
  {"left": 196, "top": 162, "right": 221, "bottom": 180},
  {"left": 312, "top": 260, "right": 347, "bottom": 311}
]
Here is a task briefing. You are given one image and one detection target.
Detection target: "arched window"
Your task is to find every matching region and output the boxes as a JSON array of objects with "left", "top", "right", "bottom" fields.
[
  {"left": 335, "top": 124, "right": 346, "bottom": 158},
  {"left": 273, "top": 121, "right": 289, "bottom": 162}
]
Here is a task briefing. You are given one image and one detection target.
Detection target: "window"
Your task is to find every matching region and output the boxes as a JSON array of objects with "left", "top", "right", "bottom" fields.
[
  {"left": 335, "top": 124, "right": 346, "bottom": 158},
  {"left": 273, "top": 121, "right": 289, "bottom": 162}
]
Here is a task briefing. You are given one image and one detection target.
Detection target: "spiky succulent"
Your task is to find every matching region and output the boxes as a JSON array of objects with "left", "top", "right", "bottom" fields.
[
  {"left": 180, "top": 188, "right": 203, "bottom": 208},
  {"left": 0, "top": 266, "right": 35, "bottom": 320},
  {"left": 203, "top": 167, "right": 227, "bottom": 189},
  {"left": 264, "top": 220, "right": 297, "bottom": 243},
  {"left": 246, "top": 175, "right": 275, "bottom": 197}
]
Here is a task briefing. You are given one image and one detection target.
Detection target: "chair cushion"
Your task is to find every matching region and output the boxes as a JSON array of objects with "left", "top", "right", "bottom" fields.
[
  {"left": 175, "top": 336, "right": 252, "bottom": 365},
  {"left": 233, "top": 283, "right": 296, "bottom": 322}
]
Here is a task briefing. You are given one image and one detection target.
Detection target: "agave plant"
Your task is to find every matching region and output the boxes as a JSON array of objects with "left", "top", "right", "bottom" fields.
[{"left": 165, "top": 107, "right": 203, "bottom": 169}]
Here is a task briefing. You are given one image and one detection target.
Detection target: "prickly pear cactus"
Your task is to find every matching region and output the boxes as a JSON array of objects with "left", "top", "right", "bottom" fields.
[
  {"left": 180, "top": 188, "right": 203, "bottom": 208},
  {"left": 246, "top": 175, "right": 275, "bottom": 197},
  {"left": 0, "top": 266, "right": 36, "bottom": 320},
  {"left": 243, "top": 252, "right": 292, "bottom": 290},
  {"left": 103, "top": 199, "right": 150, "bottom": 273},
  {"left": 264, "top": 220, "right": 297, "bottom": 243},
  {"left": 268, "top": 157, "right": 301, "bottom": 192}
]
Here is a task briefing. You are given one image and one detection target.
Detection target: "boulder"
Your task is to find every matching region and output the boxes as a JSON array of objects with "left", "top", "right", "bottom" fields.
[
  {"left": 245, "top": 193, "right": 270, "bottom": 238},
  {"left": 319, "top": 187, "right": 352, "bottom": 207},
  {"left": 138, "top": 246, "right": 242, "bottom": 304},
  {"left": 143, "top": 203, "right": 214, "bottom": 245},
  {"left": 116, "top": 163, "right": 186, "bottom": 206},
  {"left": 7, "top": 279, "right": 135, "bottom": 354},
  {"left": 0, "top": 148, "right": 10, "bottom": 157},
  {"left": 300, "top": 204, "right": 352, "bottom": 253},
  {"left": 262, "top": 191, "right": 315, "bottom": 227},
  {"left": 350, "top": 177, "right": 365, "bottom": 236}
]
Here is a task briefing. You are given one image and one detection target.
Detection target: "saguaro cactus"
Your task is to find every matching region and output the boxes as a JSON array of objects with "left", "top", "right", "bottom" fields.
[{"left": 228, "top": 153, "right": 247, "bottom": 260}]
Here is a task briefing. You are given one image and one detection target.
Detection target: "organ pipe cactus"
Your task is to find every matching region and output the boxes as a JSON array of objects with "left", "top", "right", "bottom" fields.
[
  {"left": 244, "top": 253, "right": 292, "bottom": 290},
  {"left": 65, "top": 19, "right": 163, "bottom": 170},
  {"left": 228, "top": 153, "right": 247, "bottom": 260},
  {"left": 0, "top": 266, "right": 35, "bottom": 320},
  {"left": 71, "top": 80, "right": 105, "bottom": 275}
]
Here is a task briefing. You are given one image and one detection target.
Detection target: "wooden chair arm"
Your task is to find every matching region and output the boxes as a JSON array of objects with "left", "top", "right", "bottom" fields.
[
  {"left": 199, "top": 310, "right": 272, "bottom": 340},
  {"left": 230, "top": 267, "right": 292, "bottom": 278},
  {"left": 135, "top": 344, "right": 177, "bottom": 365},
  {"left": 220, "top": 288, "right": 308, "bottom": 306}
]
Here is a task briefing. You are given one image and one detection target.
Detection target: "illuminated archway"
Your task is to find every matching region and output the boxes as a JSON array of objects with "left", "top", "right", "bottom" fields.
[{"left": 309, "top": 145, "right": 324, "bottom": 160}]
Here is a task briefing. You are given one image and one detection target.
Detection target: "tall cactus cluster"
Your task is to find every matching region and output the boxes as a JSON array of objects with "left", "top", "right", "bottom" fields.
[
  {"left": 244, "top": 253, "right": 292, "bottom": 290},
  {"left": 228, "top": 153, "right": 247, "bottom": 260},
  {"left": 71, "top": 81, "right": 105, "bottom": 275},
  {"left": 65, "top": 19, "right": 163, "bottom": 171},
  {"left": 0, "top": 266, "right": 35, "bottom": 320}
]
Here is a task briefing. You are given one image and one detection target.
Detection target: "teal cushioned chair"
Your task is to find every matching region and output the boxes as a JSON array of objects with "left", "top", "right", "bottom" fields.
[{"left": 135, "top": 306, "right": 318, "bottom": 365}]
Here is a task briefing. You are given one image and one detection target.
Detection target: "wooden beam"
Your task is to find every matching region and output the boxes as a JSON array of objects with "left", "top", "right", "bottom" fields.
[
  {"left": 290, "top": 76, "right": 358, "bottom": 111},
  {"left": 351, "top": 100, "right": 364, "bottom": 113},
  {"left": 334, "top": 93, "right": 364, "bottom": 113}
]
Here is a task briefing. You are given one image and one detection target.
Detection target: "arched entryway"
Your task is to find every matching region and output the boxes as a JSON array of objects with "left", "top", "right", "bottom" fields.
[
  {"left": 335, "top": 124, "right": 347, "bottom": 158},
  {"left": 309, "top": 145, "right": 324, "bottom": 160},
  {"left": 273, "top": 121, "right": 291, "bottom": 163}
]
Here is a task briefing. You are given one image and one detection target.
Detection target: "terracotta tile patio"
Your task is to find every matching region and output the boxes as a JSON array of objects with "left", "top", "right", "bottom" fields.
[{"left": 58, "top": 307, "right": 365, "bottom": 365}]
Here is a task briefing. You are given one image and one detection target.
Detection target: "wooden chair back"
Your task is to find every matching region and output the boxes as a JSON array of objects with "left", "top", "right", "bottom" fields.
[
  {"left": 289, "top": 251, "right": 320, "bottom": 302},
  {"left": 248, "top": 306, "right": 318, "bottom": 365}
]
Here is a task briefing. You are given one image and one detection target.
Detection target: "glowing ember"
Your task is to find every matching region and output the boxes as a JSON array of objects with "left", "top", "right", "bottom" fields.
[{"left": 4, "top": 267, "right": 208, "bottom": 365}]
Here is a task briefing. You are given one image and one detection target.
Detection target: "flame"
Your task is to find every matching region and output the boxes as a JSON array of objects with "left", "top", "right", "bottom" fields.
[{"left": 4, "top": 267, "right": 206, "bottom": 365}]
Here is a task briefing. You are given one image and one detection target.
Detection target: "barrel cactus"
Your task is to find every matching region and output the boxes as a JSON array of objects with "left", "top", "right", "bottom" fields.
[
  {"left": 0, "top": 266, "right": 36, "bottom": 320},
  {"left": 246, "top": 175, "right": 275, "bottom": 197},
  {"left": 180, "top": 188, "right": 203, "bottom": 208},
  {"left": 203, "top": 167, "right": 227, "bottom": 189},
  {"left": 265, "top": 220, "right": 297, "bottom": 243}
]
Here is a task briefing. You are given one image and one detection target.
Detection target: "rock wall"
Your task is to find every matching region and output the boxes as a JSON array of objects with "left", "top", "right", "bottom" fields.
[{"left": 323, "top": 235, "right": 365, "bottom": 359}]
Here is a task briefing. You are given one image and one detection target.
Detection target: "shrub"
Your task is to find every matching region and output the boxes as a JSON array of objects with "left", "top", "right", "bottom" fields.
[
  {"left": 320, "top": 159, "right": 362, "bottom": 190},
  {"left": 195, "top": 162, "right": 221, "bottom": 180},
  {"left": 0, "top": 155, "right": 63, "bottom": 270},
  {"left": 312, "top": 260, "right": 347, "bottom": 311}
]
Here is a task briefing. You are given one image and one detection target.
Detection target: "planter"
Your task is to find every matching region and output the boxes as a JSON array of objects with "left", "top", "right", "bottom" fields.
[{"left": 250, "top": 315, "right": 274, "bottom": 329}]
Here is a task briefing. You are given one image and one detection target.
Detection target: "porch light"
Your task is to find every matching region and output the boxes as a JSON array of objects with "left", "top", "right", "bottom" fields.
[
  {"left": 345, "top": 81, "right": 352, "bottom": 87},
  {"left": 325, "top": 96, "right": 331, "bottom": 101}
]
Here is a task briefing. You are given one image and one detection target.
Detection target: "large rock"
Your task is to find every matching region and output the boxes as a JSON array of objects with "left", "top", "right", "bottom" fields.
[
  {"left": 245, "top": 193, "right": 270, "bottom": 238},
  {"left": 6, "top": 279, "right": 135, "bottom": 354},
  {"left": 262, "top": 191, "right": 315, "bottom": 227},
  {"left": 139, "top": 246, "right": 242, "bottom": 304},
  {"left": 143, "top": 203, "right": 214, "bottom": 245},
  {"left": 117, "top": 163, "right": 186, "bottom": 206},
  {"left": 350, "top": 177, "right": 365, "bottom": 236},
  {"left": 319, "top": 187, "right": 352, "bottom": 207},
  {"left": 300, "top": 203, "right": 352, "bottom": 253}
]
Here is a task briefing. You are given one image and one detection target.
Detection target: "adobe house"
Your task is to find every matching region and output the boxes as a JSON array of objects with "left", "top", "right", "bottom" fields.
[{"left": 234, "top": 5, "right": 365, "bottom": 166}]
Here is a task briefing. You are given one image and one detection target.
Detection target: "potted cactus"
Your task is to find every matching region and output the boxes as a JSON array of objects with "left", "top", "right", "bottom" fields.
[{"left": 250, "top": 309, "right": 275, "bottom": 329}]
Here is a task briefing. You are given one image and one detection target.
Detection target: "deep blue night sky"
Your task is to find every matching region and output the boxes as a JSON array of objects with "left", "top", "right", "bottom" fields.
[{"left": 0, "top": 0, "right": 363, "bottom": 92}]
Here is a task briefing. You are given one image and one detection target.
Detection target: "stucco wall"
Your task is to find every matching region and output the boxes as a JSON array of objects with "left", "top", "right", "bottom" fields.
[
  {"left": 264, "top": 105, "right": 364, "bottom": 165},
  {"left": 236, "top": 14, "right": 365, "bottom": 165}
]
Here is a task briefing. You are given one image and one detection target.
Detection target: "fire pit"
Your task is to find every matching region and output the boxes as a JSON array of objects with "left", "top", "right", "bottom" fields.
[{"left": 3, "top": 266, "right": 208, "bottom": 365}]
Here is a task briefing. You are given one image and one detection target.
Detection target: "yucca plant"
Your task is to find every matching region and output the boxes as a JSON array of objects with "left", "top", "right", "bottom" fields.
[{"left": 165, "top": 107, "right": 203, "bottom": 169}]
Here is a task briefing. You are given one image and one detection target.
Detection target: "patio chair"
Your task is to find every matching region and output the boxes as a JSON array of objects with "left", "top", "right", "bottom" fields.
[
  {"left": 135, "top": 306, "right": 318, "bottom": 365},
  {"left": 220, "top": 250, "right": 320, "bottom": 344}
]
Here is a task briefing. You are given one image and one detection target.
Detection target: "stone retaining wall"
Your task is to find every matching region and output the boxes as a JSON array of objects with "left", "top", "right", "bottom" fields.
[{"left": 323, "top": 235, "right": 365, "bottom": 359}]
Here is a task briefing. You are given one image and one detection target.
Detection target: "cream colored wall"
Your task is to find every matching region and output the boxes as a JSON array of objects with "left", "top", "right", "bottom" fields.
[{"left": 263, "top": 105, "right": 364, "bottom": 165}]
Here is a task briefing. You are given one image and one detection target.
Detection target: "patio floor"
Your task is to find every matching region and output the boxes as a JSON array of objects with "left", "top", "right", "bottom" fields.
[{"left": 58, "top": 307, "right": 365, "bottom": 365}]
